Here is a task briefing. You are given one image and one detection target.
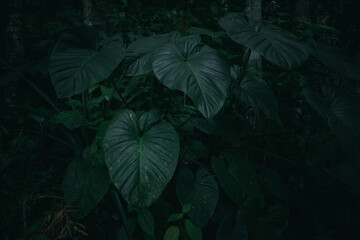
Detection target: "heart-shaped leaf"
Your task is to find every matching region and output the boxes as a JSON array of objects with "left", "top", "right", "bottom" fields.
[
  {"left": 219, "top": 13, "right": 309, "bottom": 69},
  {"left": 62, "top": 146, "right": 110, "bottom": 218},
  {"left": 152, "top": 40, "right": 230, "bottom": 118},
  {"left": 49, "top": 25, "right": 126, "bottom": 97},
  {"left": 176, "top": 167, "right": 219, "bottom": 228},
  {"left": 126, "top": 32, "right": 200, "bottom": 76},
  {"left": 309, "top": 40, "right": 360, "bottom": 80},
  {"left": 234, "top": 72, "right": 281, "bottom": 124},
  {"left": 103, "top": 110, "right": 180, "bottom": 208}
]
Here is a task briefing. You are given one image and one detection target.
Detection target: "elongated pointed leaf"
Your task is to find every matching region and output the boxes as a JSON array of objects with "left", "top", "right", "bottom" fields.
[
  {"left": 235, "top": 73, "right": 281, "bottom": 124},
  {"left": 219, "top": 13, "right": 309, "bottom": 69},
  {"left": 62, "top": 148, "right": 110, "bottom": 218},
  {"left": 153, "top": 40, "right": 230, "bottom": 118},
  {"left": 49, "top": 25, "right": 126, "bottom": 97},
  {"left": 184, "top": 219, "right": 202, "bottom": 240},
  {"left": 164, "top": 226, "right": 180, "bottom": 240},
  {"left": 138, "top": 209, "right": 155, "bottom": 237},
  {"left": 176, "top": 167, "right": 219, "bottom": 227},
  {"left": 103, "top": 110, "right": 180, "bottom": 208}
]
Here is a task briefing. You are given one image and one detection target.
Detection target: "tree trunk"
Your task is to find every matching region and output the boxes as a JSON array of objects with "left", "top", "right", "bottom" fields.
[
  {"left": 245, "top": 0, "right": 262, "bottom": 73},
  {"left": 83, "top": 0, "right": 93, "bottom": 26}
]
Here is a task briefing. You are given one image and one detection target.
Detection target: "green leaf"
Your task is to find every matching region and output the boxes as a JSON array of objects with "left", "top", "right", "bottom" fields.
[
  {"left": 164, "top": 226, "right": 180, "bottom": 240},
  {"left": 62, "top": 151, "right": 110, "bottom": 218},
  {"left": 152, "top": 40, "right": 230, "bottom": 118},
  {"left": 138, "top": 209, "right": 155, "bottom": 237},
  {"left": 219, "top": 13, "right": 309, "bottom": 69},
  {"left": 211, "top": 157, "right": 244, "bottom": 205},
  {"left": 225, "top": 151, "right": 261, "bottom": 199},
  {"left": 182, "top": 203, "right": 192, "bottom": 214},
  {"left": 262, "top": 167, "right": 288, "bottom": 201},
  {"left": 103, "top": 109, "right": 180, "bottom": 208},
  {"left": 50, "top": 110, "right": 85, "bottom": 130},
  {"left": 310, "top": 40, "right": 360, "bottom": 80},
  {"left": 216, "top": 216, "right": 248, "bottom": 240},
  {"left": 126, "top": 32, "right": 200, "bottom": 76},
  {"left": 303, "top": 87, "right": 360, "bottom": 138},
  {"left": 117, "top": 218, "right": 137, "bottom": 240},
  {"left": 167, "top": 213, "right": 183, "bottom": 223},
  {"left": 303, "top": 86, "right": 360, "bottom": 165},
  {"left": 49, "top": 25, "right": 126, "bottom": 97},
  {"left": 235, "top": 72, "right": 281, "bottom": 124},
  {"left": 176, "top": 167, "right": 219, "bottom": 227},
  {"left": 184, "top": 219, "right": 202, "bottom": 240}
]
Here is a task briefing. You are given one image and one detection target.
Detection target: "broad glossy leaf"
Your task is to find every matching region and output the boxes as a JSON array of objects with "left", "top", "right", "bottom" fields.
[
  {"left": 103, "top": 110, "right": 180, "bottom": 208},
  {"left": 219, "top": 13, "right": 309, "bottom": 69},
  {"left": 310, "top": 40, "right": 360, "bottom": 80},
  {"left": 62, "top": 147, "right": 110, "bottom": 218},
  {"left": 187, "top": 27, "right": 226, "bottom": 38},
  {"left": 138, "top": 209, "right": 155, "bottom": 237},
  {"left": 184, "top": 219, "right": 202, "bottom": 240},
  {"left": 176, "top": 167, "right": 219, "bottom": 227},
  {"left": 153, "top": 40, "right": 230, "bottom": 118},
  {"left": 164, "top": 226, "right": 180, "bottom": 240},
  {"left": 235, "top": 73, "right": 281, "bottom": 124},
  {"left": 49, "top": 25, "right": 126, "bottom": 97},
  {"left": 127, "top": 32, "right": 200, "bottom": 76}
]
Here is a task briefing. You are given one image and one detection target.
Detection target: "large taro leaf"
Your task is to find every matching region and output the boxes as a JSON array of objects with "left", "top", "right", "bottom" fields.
[
  {"left": 309, "top": 40, "right": 360, "bottom": 80},
  {"left": 152, "top": 40, "right": 230, "bottom": 118},
  {"left": 126, "top": 32, "right": 200, "bottom": 76},
  {"left": 49, "top": 25, "right": 126, "bottom": 97},
  {"left": 176, "top": 167, "right": 219, "bottom": 228},
  {"left": 303, "top": 86, "right": 360, "bottom": 165},
  {"left": 234, "top": 72, "right": 281, "bottom": 124},
  {"left": 62, "top": 145, "right": 110, "bottom": 218},
  {"left": 219, "top": 13, "right": 309, "bottom": 70},
  {"left": 103, "top": 110, "right": 180, "bottom": 208}
]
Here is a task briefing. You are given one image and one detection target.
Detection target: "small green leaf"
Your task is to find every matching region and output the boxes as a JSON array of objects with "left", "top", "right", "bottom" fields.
[
  {"left": 138, "top": 209, "right": 155, "bottom": 237},
  {"left": 65, "top": 99, "right": 83, "bottom": 107},
  {"left": 164, "top": 226, "right": 180, "bottom": 240},
  {"left": 182, "top": 204, "right": 192, "bottom": 214},
  {"left": 167, "top": 213, "right": 183, "bottom": 223},
  {"left": 50, "top": 111, "right": 85, "bottom": 130},
  {"left": 117, "top": 218, "right": 137, "bottom": 240},
  {"left": 184, "top": 220, "right": 202, "bottom": 240}
]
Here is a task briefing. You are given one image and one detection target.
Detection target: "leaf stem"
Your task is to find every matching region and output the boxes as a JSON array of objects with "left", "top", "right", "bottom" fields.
[
  {"left": 111, "top": 186, "right": 133, "bottom": 240},
  {"left": 111, "top": 78, "right": 131, "bottom": 109},
  {"left": 239, "top": 48, "right": 252, "bottom": 80}
]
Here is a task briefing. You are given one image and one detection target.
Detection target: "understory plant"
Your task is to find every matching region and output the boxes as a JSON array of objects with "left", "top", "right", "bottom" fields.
[{"left": 3, "top": 9, "right": 360, "bottom": 240}]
